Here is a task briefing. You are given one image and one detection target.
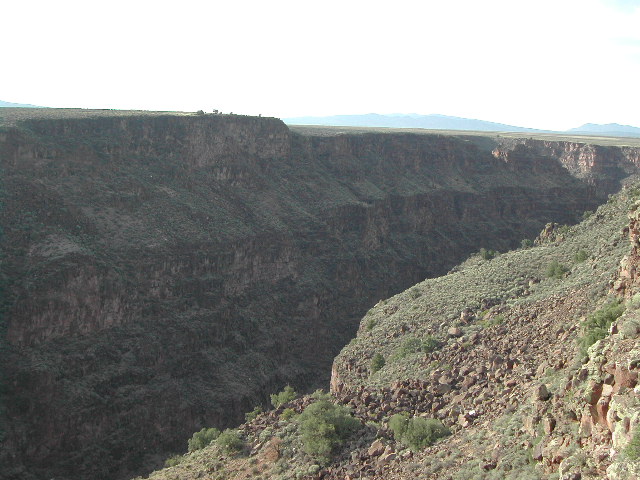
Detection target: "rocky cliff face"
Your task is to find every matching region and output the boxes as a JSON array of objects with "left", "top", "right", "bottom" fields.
[
  {"left": 492, "top": 138, "right": 640, "bottom": 196},
  {"left": 0, "top": 111, "right": 636, "bottom": 480}
]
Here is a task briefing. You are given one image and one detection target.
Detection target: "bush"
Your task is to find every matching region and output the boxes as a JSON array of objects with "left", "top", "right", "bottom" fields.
[
  {"left": 188, "top": 427, "right": 221, "bottom": 452},
  {"left": 579, "top": 299, "right": 625, "bottom": 356},
  {"left": 271, "top": 385, "right": 297, "bottom": 408},
  {"left": 216, "top": 429, "right": 244, "bottom": 453},
  {"left": 164, "top": 454, "right": 183, "bottom": 467},
  {"left": 371, "top": 353, "right": 385, "bottom": 373},
  {"left": 624, "top": 429, "right": 640, "bottom": 460},
  {"left": 245, "top": 406, "right": 263, "bottom": 423},
  {"left": 388, "top": 412, "right": 409, "bottom": 437},
  {"left": 297, "top": 400, "right": 360, "bottom": 463},
  {"left": 366, "top": 318, "right": 377, "bottom": 331},
  {"left": 546, "top": 260, "right": 569, "bottom": 279},
  {"left": 389, "top": 413, "right": 449, "bottom": 451},
  {"left": 421, "top": 335, "right": 440, "bottom": 353},
  {"left": 521, "top": 239, "right": 533, "bottom": 249},
  {"left": 574, "top": 250, "right": 589, "bottom": 262},
  {"left": 280, "top": 408, "right": 296, "bottom": 421},
  {"left": 480, "top": 248, "right": 497, "bottom": 260}
]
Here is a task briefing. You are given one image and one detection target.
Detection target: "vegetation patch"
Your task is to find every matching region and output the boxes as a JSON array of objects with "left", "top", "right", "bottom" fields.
[
  {"left": 188, "top": 427, "right": 221, "bottom": 452},
  {"left": 545, "top": 260, "right": 569, "bottom": 279},
  {"left": 215, "top": 429, "right": 244, "bottom": 454},
  {"left": 389, "top": 413, "right": 450, "bottom": 451},
  {"left": 271, "top": 385, "right": 297, "bottom": 408},
  {"left": 574, "top": 249, "right": 589, "bottom": 263},
  {"left": 480, "top": 248, "right": 498, "bottom": 260},
  {"left": 370, "top": 353, "right": 385, "bottom": 373},
  {"left": 578, "top": 299, "right": 625, "bottom": 356},
  {"left": 624, "top": 429, "right": 640, "bottom": 460},
  {"left": 245, "top": 406, "right": 263, "bottom": 423},
  {"left": 297, "top": 399, "right": 361, "bottom": 463}
]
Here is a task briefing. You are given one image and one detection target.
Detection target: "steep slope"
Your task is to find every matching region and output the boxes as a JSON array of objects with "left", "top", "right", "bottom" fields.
[
  {"left": 143, "top": 183, "right": 640, "bottom": 480},
  {"left": 0, "top": 109, "right": 638, "bottom": 480}
]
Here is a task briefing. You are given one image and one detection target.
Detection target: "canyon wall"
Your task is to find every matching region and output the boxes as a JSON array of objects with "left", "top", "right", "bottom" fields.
[{"left": 0, "top": 111, "right": 637, "bottom": 480}]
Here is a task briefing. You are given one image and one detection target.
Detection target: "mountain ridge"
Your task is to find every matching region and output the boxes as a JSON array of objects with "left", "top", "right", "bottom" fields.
[
  {"left": 0, "top": 99, "right": 42, "bottom": 108},
  {"left": 284, "top": 113, "right": 640, "bottom": 138}
]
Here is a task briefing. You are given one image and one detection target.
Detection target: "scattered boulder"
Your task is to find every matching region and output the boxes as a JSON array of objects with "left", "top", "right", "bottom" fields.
[
  {"left": 448, "top": 326, "right": 463, "bottom": 337},
  {"left": 367, "top": 439, "right": 385, "bottom": 457},
  {"left": 534, "top": 384, "right": 551, "bottom": 401}
]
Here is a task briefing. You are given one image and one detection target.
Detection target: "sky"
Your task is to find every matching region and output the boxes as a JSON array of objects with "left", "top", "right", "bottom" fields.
[{"left": 2, "top": 0, "right": 640, "bottom": 130}]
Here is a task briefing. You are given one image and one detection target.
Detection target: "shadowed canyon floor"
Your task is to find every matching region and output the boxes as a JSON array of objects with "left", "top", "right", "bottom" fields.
[{"left": 1, "top": 109, "right": 640, "bottom": 479}]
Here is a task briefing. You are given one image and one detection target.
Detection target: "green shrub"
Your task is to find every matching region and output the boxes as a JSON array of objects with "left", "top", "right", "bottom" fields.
[
  {"left": 546, "top": 260, "right": 569, "bottom": 279},
  {"left": 521, "top": 238, "right": 533, "bottom": 249},
  {"left": 366, "top": 318, "right": 377, "bottom": 331},
  {"left": 271, "top": 385, "right": 297, "bottom": 408},
  {"left": 280, "top": 408, "right": 296, "bottom": 421},
  {"left": 582, "top": 210, "right": 593, "bottom": 220},
  {"left": 311, "top": 389, "right": 331, "bottom": 401},
  {"left": 395, "top": 337, "right": 422, "bottom": 359},
  {"left": 479, "top": 314, "right": 504, "bottom": 329},
  {"left": 624, "top": 429, "right": 640, "bottom": 460},
  {"left": 389, "top": 412, "right": 409, "bottom": 437},
  {"left": 480, "top": 248, "right": 497, "bottom": 260},
  {"left": 389, "top": 413, "right": 449, "bottom": 451},
  {"left": 579, "top": 299, "right": 625, "bottom": 356},
  {"left": 421, "top": 335, "right": 440, "bottom": 353},
  {"left": 371, "top": 353, "right": 385, "bottom": 373},
  {"left": 574, "top": 250, "right": 589, "bottom": 262},
  {"left": 216, "top": 429, "right": 244, "bottom": 453},
  {"left": 245, "top": 406, "right": 263, "bottom": 423},
  {"left": 188, "top": 427, "right": 221, "bottom": 452},
  {"left": 297, "top": 400, "right": 360, "bottom": 463},
  {"left": 164, "top": 454, "right": 183, "bottom": 467}
]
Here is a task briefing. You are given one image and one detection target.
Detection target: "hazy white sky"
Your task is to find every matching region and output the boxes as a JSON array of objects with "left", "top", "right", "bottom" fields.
[{"left": 3, "top": 0, "right": 639, "bottom": 130}]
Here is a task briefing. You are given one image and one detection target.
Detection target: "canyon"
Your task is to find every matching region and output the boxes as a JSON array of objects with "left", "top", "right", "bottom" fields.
[{"left": 1, "top": 109, "right": 639, "bottom": 480}]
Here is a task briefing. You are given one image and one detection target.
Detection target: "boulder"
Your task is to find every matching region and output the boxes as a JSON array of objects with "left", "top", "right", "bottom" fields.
[
  {"left": 448, "top": 326, "right": 463, "bottom": 337},
  {"left": 534, "top": 383, "right": 551, "bottom": 401}
]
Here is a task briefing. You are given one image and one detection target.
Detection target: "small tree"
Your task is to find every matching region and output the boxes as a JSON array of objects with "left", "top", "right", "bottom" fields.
[
  {"left": 216, "top": 429, "right": 244, "bottom": 453},
  {"left": 297, "top": 400, "right": 361, "bottom": 463},
  {"left": 188, "top": 427, "right": 221, "bottom": 452},
  {"left": 480, "top": 248, "right": 497, "bottom": 260},
  {"left": 270, "top": 385, "right": 297, "bottom": 408},
  {"left": 245, "top": 405, "right": 263, "bottom": 422},
  {"left": 521, "top": 238, "right": 533, "bottom": 249}
]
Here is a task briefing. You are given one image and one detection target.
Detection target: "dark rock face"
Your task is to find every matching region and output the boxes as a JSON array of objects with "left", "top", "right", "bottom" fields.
[{"left": 0, "top": 113, "right": 633, "bottom": 480}]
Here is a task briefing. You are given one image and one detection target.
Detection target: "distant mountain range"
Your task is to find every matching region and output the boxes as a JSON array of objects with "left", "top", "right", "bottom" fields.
[
  {"left": 284, "top": 113, "right": 542, "bottom": 133},
  {"left": 0, "top": 99, "right": 42, "bottom": 108},
  {"left": 284, "top": 113, "right": 640, "bottom": 138},
  {"left": 566, "top": 123, "right": 640, "bottom": 137},
  {"left": 3, "top": 101, "right": 639, "bottom": 138}
]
